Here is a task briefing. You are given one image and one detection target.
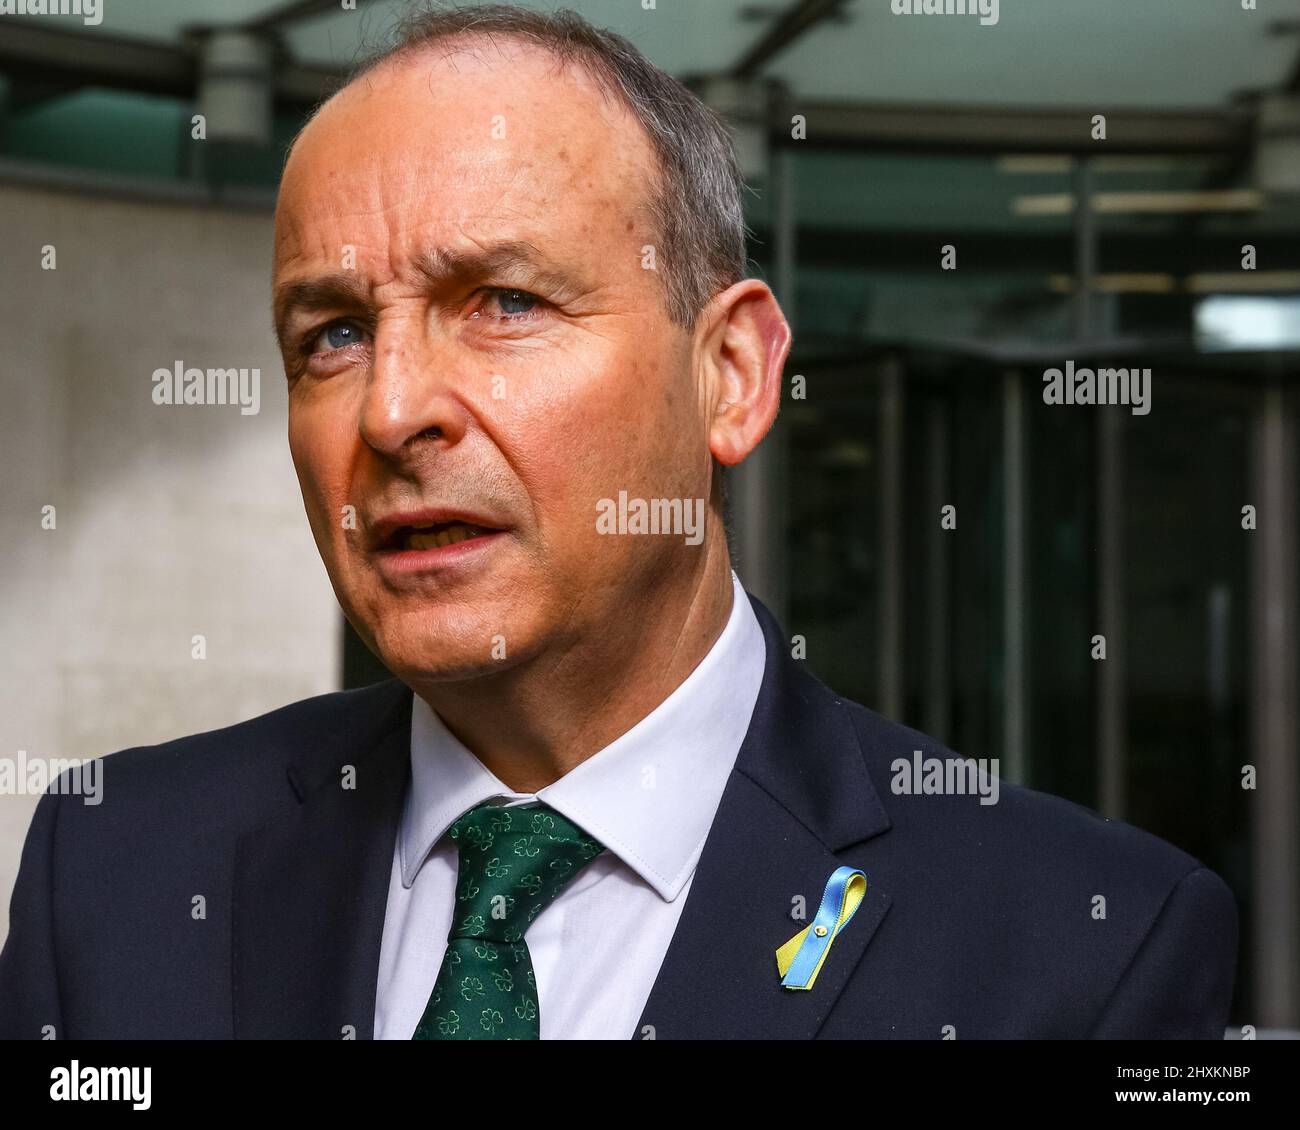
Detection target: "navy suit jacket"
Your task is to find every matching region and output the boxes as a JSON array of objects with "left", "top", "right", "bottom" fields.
[{"left": 0, "top": 594, "right": 1237, "bottom": 1039}]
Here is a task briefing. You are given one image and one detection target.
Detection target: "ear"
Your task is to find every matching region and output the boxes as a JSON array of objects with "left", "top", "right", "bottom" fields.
[{"left": 701, "top": 279, "right": 792, "bottom": 466}]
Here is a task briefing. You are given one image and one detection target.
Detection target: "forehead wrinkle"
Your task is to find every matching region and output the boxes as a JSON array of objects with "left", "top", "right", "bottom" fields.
[
  {"left": 282, "top": 42, "right": 654, "bottom": 228},
  {"left": 409, "top": 239, "right": 591, "bottom": 299},
  {"left": 341, "top": 43, "right": 653, "bottom": 214}
]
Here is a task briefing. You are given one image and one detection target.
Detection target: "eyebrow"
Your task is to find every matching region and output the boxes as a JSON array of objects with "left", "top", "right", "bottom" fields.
[
  {"left": 272, "top": 240, "right": 592, "bottom": 351},
  {"left": 272, "top": 275, "right": 370, "bottom": 351}
]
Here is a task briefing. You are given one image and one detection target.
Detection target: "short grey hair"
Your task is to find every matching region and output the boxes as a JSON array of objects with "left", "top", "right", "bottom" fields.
[{"left": 348, "top": 1, "right": 751, "bottom": 330}]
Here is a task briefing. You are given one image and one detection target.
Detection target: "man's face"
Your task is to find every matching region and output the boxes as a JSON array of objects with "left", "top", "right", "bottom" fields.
[{"left": 273, "top": 43, "right": 714, "bottom": 684}]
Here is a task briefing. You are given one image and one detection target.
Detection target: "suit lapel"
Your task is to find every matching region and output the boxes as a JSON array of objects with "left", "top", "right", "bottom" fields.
[
  {"left": 232, "top": 683, "right": 412, "bottom": 1039},
  {"left": 635, "top": 595, "right": 893, "bottom": 1039}
]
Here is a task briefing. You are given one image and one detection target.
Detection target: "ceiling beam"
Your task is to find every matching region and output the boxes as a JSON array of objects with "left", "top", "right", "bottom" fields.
[
  {"left": 732, "top": 0, "right": 851, "bottom": 80},
  {"left": 0, "top": 24, "right": 1259, "bottom": 156},
  {"left": 0, "top": 22, "right": 192, "bottom": 98},
  {"left": 0, "top": 23, "right": 341, "bottom": 109},
  {"left": 746, "top": 225, "right": 1300, "bottom": 273},
  {"left": 277, "top": 60, "right": 347, "bottom": 106},
  {"left": 773, "top": 99, "right": 1254, "bottom": 155},
  {"left": 246, "top": 0, "right": 350, "bottom": 32}
]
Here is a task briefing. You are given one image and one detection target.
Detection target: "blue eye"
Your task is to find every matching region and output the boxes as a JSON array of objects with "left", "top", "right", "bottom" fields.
[
  {"left": 493, "top": 289, "right": 538, "bottom": 317},
  {"left": 319, "top": 323, "right": 362, "bottom": 350}
]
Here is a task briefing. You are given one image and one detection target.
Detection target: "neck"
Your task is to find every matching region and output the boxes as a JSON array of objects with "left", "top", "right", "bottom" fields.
[{"left": 414, "top": 535, "right": 736, "bottom": 792}]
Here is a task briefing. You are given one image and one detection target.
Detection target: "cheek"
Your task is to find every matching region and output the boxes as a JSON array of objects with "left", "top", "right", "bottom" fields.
[
  {"left": 288, "top": 399, "right": 354, "bottom": 529},
  {"left": 528, "top": 349, "right": 661, "bottom": 482},
  {"left": 601, "top": 350, "right": 699, "bottom": 487},
  {"left": 501, "top": 345, "right": 697, "bottom": 544}
]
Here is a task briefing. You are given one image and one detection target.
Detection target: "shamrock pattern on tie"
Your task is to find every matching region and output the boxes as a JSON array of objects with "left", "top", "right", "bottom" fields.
[{"left": 413, "top": 800, "right": 605, "bottom": 1040}]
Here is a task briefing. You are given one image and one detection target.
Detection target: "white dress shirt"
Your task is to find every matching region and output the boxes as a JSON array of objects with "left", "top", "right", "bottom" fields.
[{"left": 373, "top": 570, "right": 766, "bottom": 1039}]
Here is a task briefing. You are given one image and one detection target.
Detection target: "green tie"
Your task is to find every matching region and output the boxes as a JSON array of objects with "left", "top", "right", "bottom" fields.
[{"left": 412, "top": 800, "right": 605, "bottom": 1040}]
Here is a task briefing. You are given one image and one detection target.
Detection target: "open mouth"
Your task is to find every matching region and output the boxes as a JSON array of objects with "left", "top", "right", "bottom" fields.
[{"left": 388, "top": 520, "right": 498, "bottom": 552}]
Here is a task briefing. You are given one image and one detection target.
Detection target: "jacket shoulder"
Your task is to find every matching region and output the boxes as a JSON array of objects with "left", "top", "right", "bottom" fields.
[
  {"left": 833, "top": 695, "right": 1237, "bottom": 1034},
  {"left": 59, "top": 679, "right": 412, "bottom": 834},
  {"left": 840, "top": 696, "right": 1209, "bottom": 885}
]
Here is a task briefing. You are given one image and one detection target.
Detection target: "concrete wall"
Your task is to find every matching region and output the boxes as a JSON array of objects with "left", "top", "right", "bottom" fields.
[{"left": 0, "top": 182, "right": 342, "bottom": 944}]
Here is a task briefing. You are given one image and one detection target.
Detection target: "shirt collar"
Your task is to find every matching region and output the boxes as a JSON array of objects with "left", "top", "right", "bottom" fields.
[{"left": 400, "top": 571, "right": 766, "bottom": 901}]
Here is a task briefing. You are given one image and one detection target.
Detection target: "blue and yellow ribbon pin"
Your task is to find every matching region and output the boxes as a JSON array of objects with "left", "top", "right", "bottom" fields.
[{"left": 775, "top": 866, "right": 868, "bottom": 991}]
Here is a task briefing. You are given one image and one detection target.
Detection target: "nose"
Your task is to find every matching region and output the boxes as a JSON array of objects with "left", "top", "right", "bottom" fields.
[{"left": 358, "top": 314, "right": 470, "bottom": 459}]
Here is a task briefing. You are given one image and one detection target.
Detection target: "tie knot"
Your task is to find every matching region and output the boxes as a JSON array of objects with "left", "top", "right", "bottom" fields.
[{"left": 446, "top": 801, "right": 604, "bottom": 943}]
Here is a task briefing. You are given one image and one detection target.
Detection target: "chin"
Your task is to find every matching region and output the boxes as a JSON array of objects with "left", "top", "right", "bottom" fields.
[{"left": 365, "top": 601, "right": 538, "bottom": 685}]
